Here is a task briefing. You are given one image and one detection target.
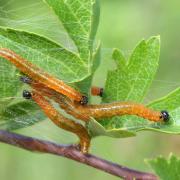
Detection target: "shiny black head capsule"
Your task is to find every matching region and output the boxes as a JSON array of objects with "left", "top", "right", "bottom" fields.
[
  {"left": 80, "top": 96, "right": 88, "bottom": 105},
  {"left": 160, "top": 110, "right": 170, "bottom": 122},
  {"left": 23, "top": 90, "right": 32, "bottom": 99},
  {"left": 99, "top": 88, "right": 104, "bottom": 97}
]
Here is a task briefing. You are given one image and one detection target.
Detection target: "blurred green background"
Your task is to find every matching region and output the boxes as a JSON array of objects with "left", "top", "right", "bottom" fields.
[{"left": 0, "top": 0, "right": 180, "bottom": 179}]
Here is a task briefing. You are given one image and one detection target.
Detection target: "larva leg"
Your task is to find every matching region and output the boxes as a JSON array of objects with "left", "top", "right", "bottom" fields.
[{"left": 23, "top": 90, "right": 91, "bottom": 153}]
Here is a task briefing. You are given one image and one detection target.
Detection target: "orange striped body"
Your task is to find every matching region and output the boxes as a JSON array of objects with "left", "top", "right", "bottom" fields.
[
  {"left": 24, "top": 78, "right": 163, "bottom": 122},
  {"left": 75, "top": 102, "right": 162, "bottom": 122},
  {"left": 22, "top": 78, "right": 164, "bottom": 122},
  {"left": 31, "top": 90, "right": 90, "bottom": 153},
  {"left": 29, "top": 80, "right": 90, "bottom": 122},
  {"left": 0, "top": 48, "right": 84, "bottom": 103}
]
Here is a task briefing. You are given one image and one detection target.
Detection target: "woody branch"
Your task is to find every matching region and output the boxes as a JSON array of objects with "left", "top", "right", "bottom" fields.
[{"left": 0, "top": 130, "right": 157, "bottom": 180}]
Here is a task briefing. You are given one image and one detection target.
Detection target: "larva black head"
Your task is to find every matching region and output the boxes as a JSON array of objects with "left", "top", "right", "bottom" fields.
[
  {"left": 23, "top": 90, "right": 32, "bottom": 99},
  {"left": 99, "top": 88, "right": 104, "bottom": 97},
  {"left": 160, "top": 110, "right": 170, "bottom": 122},
  {"left": 80, "top": 96, "right": 88, "bottom": 105},
  {"left": 20, "top": 76, "right": 32, "bottom": 84}
]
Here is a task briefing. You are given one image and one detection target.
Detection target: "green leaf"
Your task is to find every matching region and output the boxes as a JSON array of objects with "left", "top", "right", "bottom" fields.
[
  {"left": 0, "top": 27, "right": 88, "bottom": 83},
  {"left": 88, "top": 87, "right": 180, "bottom": 138},
  {"left": 90, "top": 37, "right": 160, "bottom": 133},
  {"left": 0, "top": 0, "right": 100, "bottom": 130},
  {"left": 88, "top": 118, "right": 135, "bottom": 138},
  {"left": 75, "top": 43, "right": 101, "bottom": 95},
  {"left": 89, "top": 37, "right": 180, "bottom": 138},
  {"left": 146, "top": 154, "right": 180, "bottom": 180},
  {"left": 0, "top": 27, "right": 88, "bottom": 130},
  {"left": 0, "top": 101, "right": 45, "bottom": 130},
  {"left": 44, "top": 0, "right": 100, "bottom": 59},
  {"left": 146, "top": 88, "right": 180, "bottom": 133},
  {"left": 0, "top": 58, "right": 21, "bottom": 101},
  {"left": 112, "top": 48, "right": 126, "bottom": 70},
  {"left": 103, "top": 37, "right": 160, "bottom": 102},
  {"left": 43, "top": 0, "right": 100, "bottom": 95},
  {"left": 0, "top": 27, "right": 90, "bottom": 130}
]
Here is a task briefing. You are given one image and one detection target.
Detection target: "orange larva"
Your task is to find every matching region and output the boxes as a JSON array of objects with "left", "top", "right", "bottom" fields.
[{"left": 0, "top": 48, "right": 88, "bottom": 104}]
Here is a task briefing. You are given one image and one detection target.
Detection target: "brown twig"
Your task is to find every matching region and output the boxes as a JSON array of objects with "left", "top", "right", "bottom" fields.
[{"left": 0, "top": 130, "right": 158, "bottom": 180}]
